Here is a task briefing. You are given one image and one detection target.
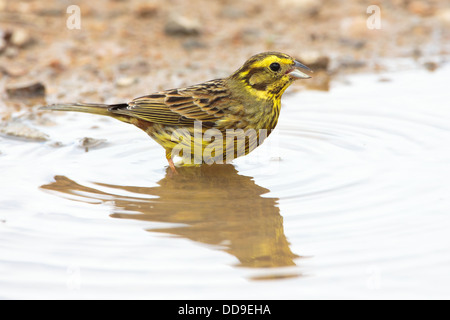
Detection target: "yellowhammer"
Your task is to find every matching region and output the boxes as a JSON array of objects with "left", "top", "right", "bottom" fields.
[{"left": 41, "top": 52, "right": 311, "bottom": 172}]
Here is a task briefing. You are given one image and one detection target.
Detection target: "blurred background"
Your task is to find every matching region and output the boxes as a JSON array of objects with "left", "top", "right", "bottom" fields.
[{"left": 0, "top": 0, "right": 449, "bottom": 117}]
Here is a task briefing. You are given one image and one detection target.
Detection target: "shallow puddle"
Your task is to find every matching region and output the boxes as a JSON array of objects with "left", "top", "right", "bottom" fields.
[{"left": 1, "top": 65, "right": 450, "bottom": 299}]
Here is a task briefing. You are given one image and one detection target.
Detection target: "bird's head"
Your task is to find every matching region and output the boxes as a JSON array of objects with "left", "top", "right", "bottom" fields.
[{"left": 229, "top": 52, "right": 312, "bottom": 99}]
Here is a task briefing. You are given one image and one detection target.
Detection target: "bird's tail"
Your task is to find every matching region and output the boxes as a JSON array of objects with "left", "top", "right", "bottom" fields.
[{"left": 40, "top": 103, "right": 131, "bottom": 122}]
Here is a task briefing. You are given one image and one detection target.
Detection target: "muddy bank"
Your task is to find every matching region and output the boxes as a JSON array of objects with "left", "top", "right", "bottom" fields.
[{"left": 0, "top": 0, "right": 449, "bottom": 138}]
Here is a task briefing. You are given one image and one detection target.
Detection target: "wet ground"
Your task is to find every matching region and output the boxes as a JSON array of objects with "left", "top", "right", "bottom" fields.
[{"left": 1, "top": 0, "right": 450, "bottom": 299}]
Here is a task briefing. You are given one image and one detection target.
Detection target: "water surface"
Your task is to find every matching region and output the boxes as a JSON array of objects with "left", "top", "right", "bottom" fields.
[{"left": 1, "top": 65, "right": 450, "bottom": 299}]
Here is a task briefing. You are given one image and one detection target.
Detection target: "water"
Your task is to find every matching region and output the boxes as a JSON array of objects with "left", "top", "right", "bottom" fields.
[{"left": 1, "top": 65, "right": 450, "bottom": 299}]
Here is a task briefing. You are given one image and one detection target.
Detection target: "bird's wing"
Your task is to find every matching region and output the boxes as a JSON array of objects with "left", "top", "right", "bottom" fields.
[{"left": 111, "top": 80, "right": 230, "bottom": 126}]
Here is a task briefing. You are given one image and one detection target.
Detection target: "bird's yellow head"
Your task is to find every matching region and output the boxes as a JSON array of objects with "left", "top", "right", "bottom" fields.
[{"left": 228, "top": 52, "right": 311, "bottom": 100}]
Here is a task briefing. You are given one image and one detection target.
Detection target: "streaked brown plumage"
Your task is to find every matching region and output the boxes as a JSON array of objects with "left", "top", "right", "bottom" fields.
[{"left": 41, "top": 52, "right": 311, "bottom": 172}]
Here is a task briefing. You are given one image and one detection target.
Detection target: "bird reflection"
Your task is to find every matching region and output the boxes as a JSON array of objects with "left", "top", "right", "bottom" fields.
[{"left": 41, "top": 164, "right": 300, "bottom": 278}]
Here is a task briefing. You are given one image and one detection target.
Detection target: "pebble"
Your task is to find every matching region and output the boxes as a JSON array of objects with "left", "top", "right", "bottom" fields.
[
  {"left": 47, "top": 141, "right": 64, "bottom": 148},
  {"left": 281, "top": 0, "right": 321, "bottom": 16},
  {"left": 0, "top": 121, "right": 49, "bottom": 141},
  {"left": 78, "top": 137, "right": 107, "bottom": 152},
  {"left": 134, "top": 3, "right": 158, "bottom": 18},
  {"left": 4, "top": 46, "right": 18, "bottom": 58},
  {"left": 10, "top": 28, "right": 32, "bottom": 48},
  {"left": 6, "top": 82, "right": 46, "bottom": 99},
  {"left": 423, "top": 61, "right": 438, "bottom": 72},
  {"left": 116, "top": 76, "right": 137, "bottom": 87},
  {"left": 164, "top": 15, "right": 201, "bottom": 36},
  {"left": 1, "top": 65, "right": 28, "bottom": 77}
]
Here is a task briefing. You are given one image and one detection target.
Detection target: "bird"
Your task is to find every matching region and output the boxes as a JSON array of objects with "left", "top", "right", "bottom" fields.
[{"left": 41, "top": 52, "right": 311, "bottom": 172}]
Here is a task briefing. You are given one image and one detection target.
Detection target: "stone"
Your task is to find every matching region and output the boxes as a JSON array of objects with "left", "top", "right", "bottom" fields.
[
  {"left": 1, "top": 65, "right": 28, "bottom": 77},
  {"left": 10, "top": 28, "right": 33, "bottom": 48},
  {"left": 164, "top": 15, "right": 201, "bottom": 36},
  {"left": 78, "top": 137, "right": 107, "bottom": 152},
  {"left": 423, "top": 61, "right": 438, "bottom": 72},
  {"left": 135, "top": 3, "right": 158, "bottom": 18},
  {"left": 6, "top": 82, "right": 46, "bottom": 99},
  {"left": 4, "top": 46, "right": 18, "bottom": 58},
  {"left": 0, "top": 120, "right": 49, "bottom": 141},
  {"left": 280, "top": 0, "right": 321, "bottom": 16},
  {"left": 116, "top": 76, "right": 137, "bottom": 87}
]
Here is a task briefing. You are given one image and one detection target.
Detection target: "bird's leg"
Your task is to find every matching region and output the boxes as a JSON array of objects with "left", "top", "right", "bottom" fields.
[
  {"left": 168, "top": 158, "right": 178, "bottom": 174},
  {"left": 166, "top": 150, "right": 178, "bottom": 175}
]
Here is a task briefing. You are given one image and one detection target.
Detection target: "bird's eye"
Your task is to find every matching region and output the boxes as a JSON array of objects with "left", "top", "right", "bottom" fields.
[{"left": 269, "top": 62, "right": 281, "bottom": 72}]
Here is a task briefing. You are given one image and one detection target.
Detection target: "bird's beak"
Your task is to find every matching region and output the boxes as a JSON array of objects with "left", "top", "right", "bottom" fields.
[{"left": 288, "top": 60, "right": 312, "bottom": 79}]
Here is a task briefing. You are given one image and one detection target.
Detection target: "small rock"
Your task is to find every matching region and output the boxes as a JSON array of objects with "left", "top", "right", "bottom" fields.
[
  {"left": 134, "top": 3, "right": 158, "bottom": 18},
  {"left": 47, "top": 58, "right": 66, "bottom": 72},
  {"left": 280, "top": 0, "right": 320, "bottom": 16},
  {"left": 78, "top": 137, "right": 107, "bottom": 152},
  {"left": 0, "top": 120, "right": 49, "bottom": 141},
  {"left": 1, "top": 65, "right": 28, "bottom": 77},
  {"left": 116, "top": 76, "right": 137, "bottom": 87},
  {"left": 4, "top": 46, "right": 18, "bottom": 58},
  {"left": 423, "top": 61, "right": 438, "bottom": 72},
  {"left": 47, "top": 141, "right": 64, "bottom": 148},
  {"left": 6, "top": 82, "right": 46, "bottom": 99},
  {"left": 412, "top": 48, "right": 422, "bottom": 59},
  {"left": 164, "top": 15, "right": 201, "bottom": 36},
  {"left": 10, "top": 28, "right": 33, "bottom": 48}
]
